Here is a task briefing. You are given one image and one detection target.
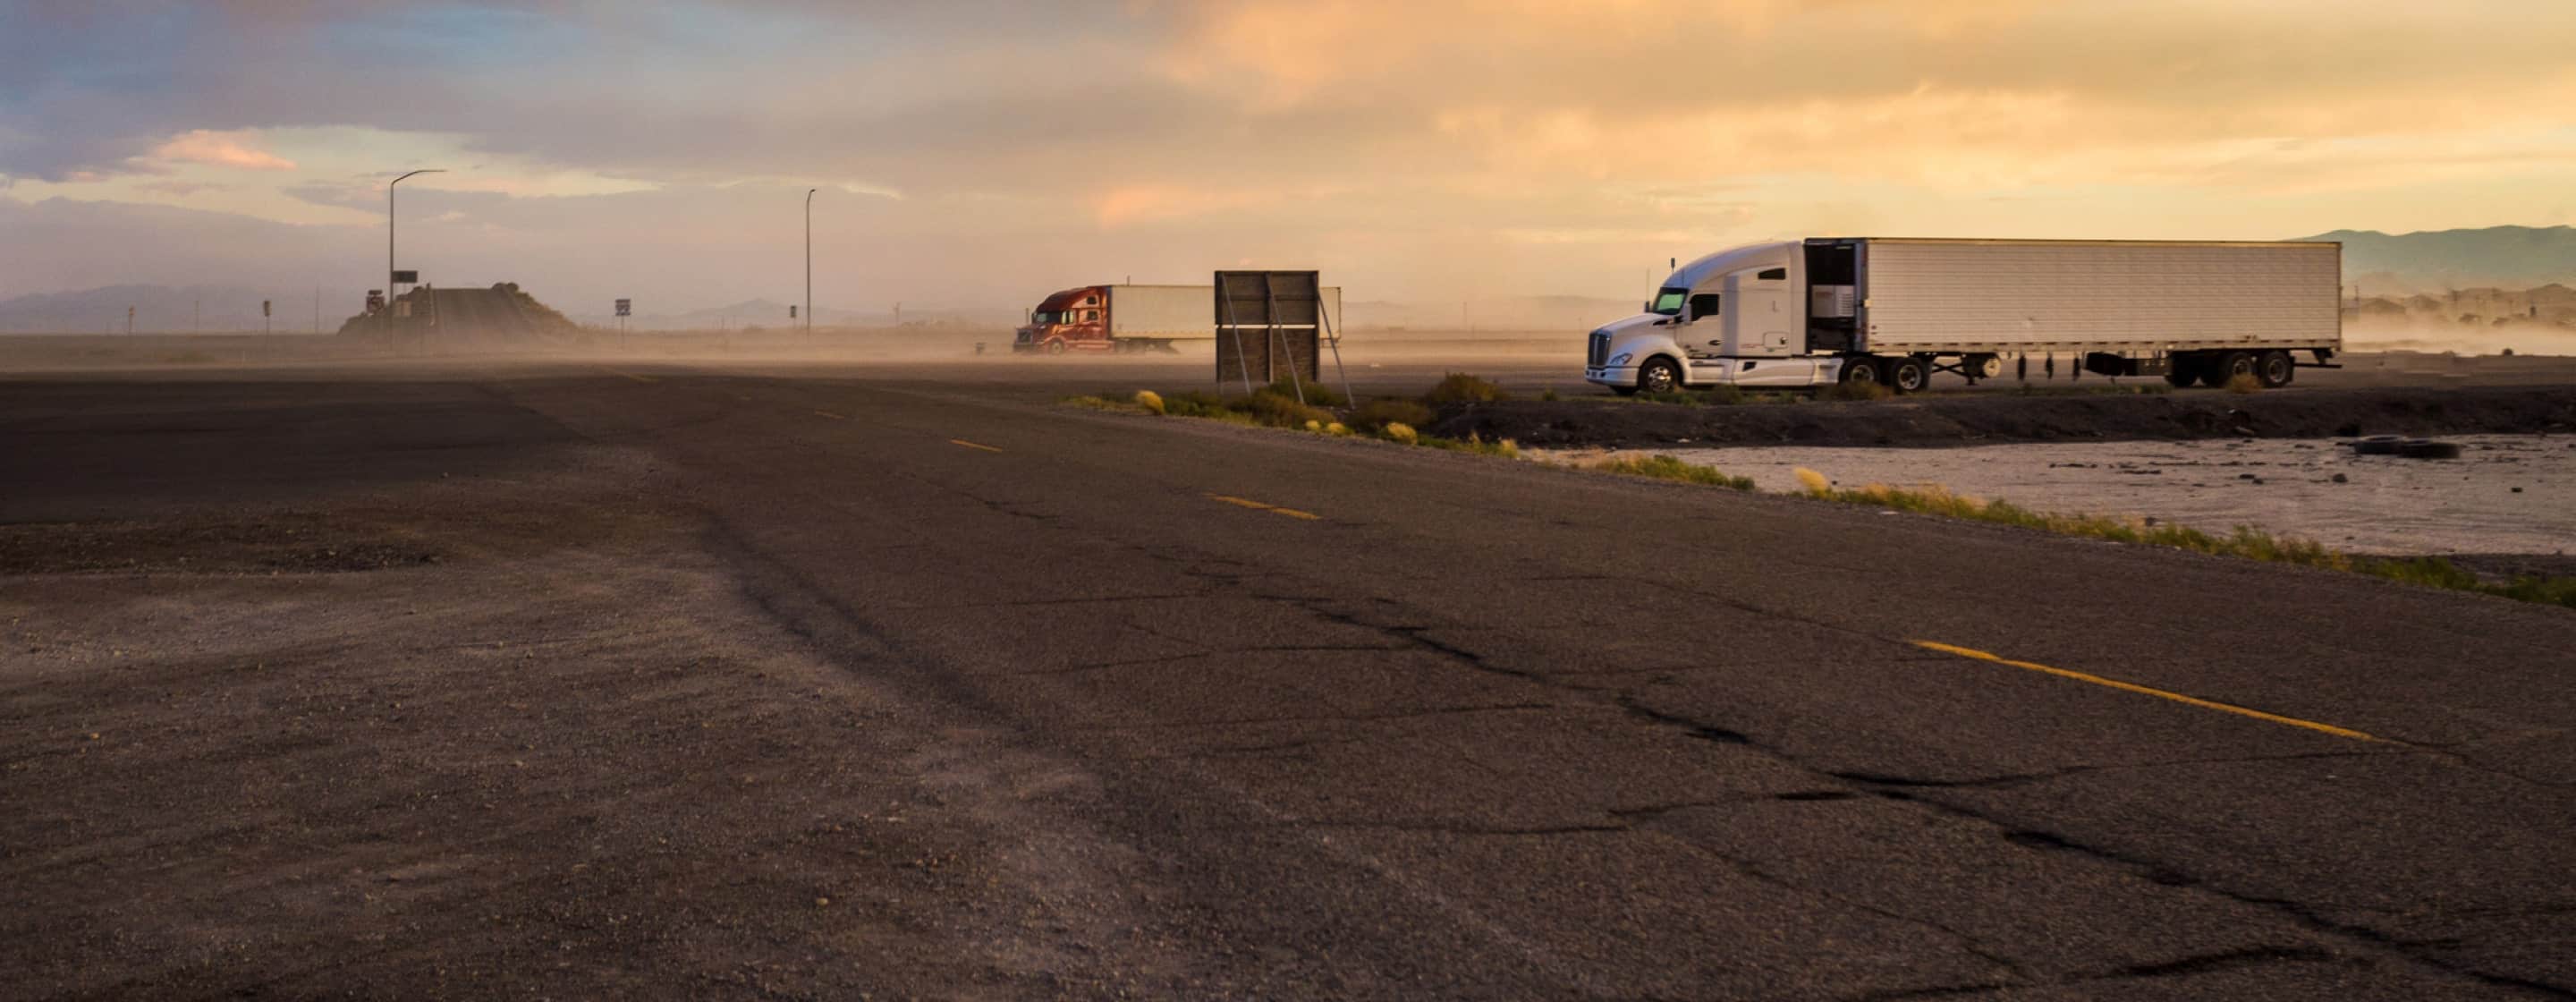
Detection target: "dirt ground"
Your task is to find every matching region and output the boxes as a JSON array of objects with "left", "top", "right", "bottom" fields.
[
  {"left": 1433, "top": 384, "right": 2576, "bottom": 450},
  {"left": 1550, "top": 435, "right": 2576, "bottom": 573}
]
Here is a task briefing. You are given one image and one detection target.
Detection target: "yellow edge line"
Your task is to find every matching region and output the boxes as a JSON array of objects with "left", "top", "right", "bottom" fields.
[
  {"left": 1207, "top": 494, "right": 1322, "bottom": 520},
  {"left": 950, "top": 438, "right": 1003, "bottom": 453},
  {"left": 1911, "top": 641, "right": 2382, "bottom": 743},
  {"left": 606, "top": 369, "right": 655, "bottom": 383},
  {"left": 812, "top": 410, "right": 847, "bottom": 420}
]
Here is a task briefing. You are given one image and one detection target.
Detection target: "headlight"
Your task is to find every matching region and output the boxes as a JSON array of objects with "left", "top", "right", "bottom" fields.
[{"left": 1609, "top": 352, "right": 1632, "bottom": 367}]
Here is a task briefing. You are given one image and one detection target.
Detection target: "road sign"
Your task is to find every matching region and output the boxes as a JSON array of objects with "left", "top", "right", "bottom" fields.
[
  {"left": 614, "top": 298, "right": 631, "bottom": 318},
  {"left": 261, "top": 300, "right": 272, "bottom": 318},
  {"left": 789, "top": 305, "right": 799, "bottom": 319},
  {"left": 391, "top": 269, "right": 419, "bottom": 284}
]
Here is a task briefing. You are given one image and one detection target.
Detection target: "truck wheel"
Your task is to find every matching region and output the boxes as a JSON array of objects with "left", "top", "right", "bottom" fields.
[
  {"left": 1045, "top": 339, "right": 1068, "bottom": 356},
  {"left": 1838, "top": 357, "right": 1878, "bottom": 386},
  {"left": 1638, "top": 358, "right": 1682, "bottom": 395},
  {"left": 1968, "top": 354, "right": 2002, "bottom": 379},
  {"left": 1889, "top": 356, "right": 1931, "bottom": 394},
  {"left": 2201, "top": 351, "right": 2253, "bottom": 387},
  {"left": 2257, "top": 350, "right": 2295, "bottom": 388}
]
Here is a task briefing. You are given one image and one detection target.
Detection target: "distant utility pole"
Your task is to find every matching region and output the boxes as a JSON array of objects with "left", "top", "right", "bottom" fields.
[
  {"left": 193, "top": 297, "right": 199, "bottom": 334},
  {"left": 805, "top": 188, "right": 818, "bottom": 335},
  {"left": 314, "top": 288, "right": 321, "bottom": 334}
]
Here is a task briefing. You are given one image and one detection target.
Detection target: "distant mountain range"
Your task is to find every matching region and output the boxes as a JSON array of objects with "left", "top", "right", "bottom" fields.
[
  {"left": 564, "top": 299, "right": 1021, "bottom": 331},
  {"left": 2295, "top": 225, "right": 2576, "bottom": 293},
  {"left": 0, "top": 284, "right": 340, "bottom": 334}
]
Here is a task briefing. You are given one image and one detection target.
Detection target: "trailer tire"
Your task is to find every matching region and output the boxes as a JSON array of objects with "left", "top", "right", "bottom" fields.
[
  {"left": 1889, "top": 356, "right": 1932, "bottom": 394},
  {"left": 1968, "top": 354, "right": 2003, "bottom": 379},
  {"left": 2257, "top": 350, "right": 2295, "bottom": 388},
  {"left": 1838, "top": 357, "right": 1878, "bottom": 387},
  {"left": 2165, "top": 354, "right": 2201, "bottom": 387},
  {"left": 1639, "top": 357, "right": 1682, "bottom": 395},
  {"left": 2201, "top": 351, "right": 2254, "bottom": 387}
]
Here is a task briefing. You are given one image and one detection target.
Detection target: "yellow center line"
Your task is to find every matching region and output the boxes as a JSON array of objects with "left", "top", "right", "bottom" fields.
[
  {"left": 950, "top": 438, "right": 1003, "bottom": 453},
  {"left": 812, "top": 410, "right": 847, "bottom": 420},
  {"left": 605, "top": 368, "right": 655, "bottom": 384},
  {"left": 1911, "top": 641, "right": 2381, "bottom": 743},
  {"left": 1207, "top": 494, "right": 1323, "bottom": 520}
]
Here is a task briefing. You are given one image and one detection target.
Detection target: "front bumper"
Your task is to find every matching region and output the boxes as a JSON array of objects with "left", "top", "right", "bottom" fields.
[{"left": 1584, "top": 364, "right": 1637, "bottom": 388}]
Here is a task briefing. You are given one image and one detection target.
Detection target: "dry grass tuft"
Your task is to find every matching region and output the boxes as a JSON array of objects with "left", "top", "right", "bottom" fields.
[{"left": 1591, "top": 454, "right": 1756, "bottom": 490}]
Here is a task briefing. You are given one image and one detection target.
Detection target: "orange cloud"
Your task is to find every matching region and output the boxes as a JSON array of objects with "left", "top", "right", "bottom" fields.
[{"left": 151, "top": 130, "right": 298, "bottom": 171}]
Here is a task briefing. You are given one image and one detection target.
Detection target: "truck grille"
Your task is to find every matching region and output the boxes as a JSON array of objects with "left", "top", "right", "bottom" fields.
[{"left": 1589, "top": 331, "right": 1609, "bottom": 367}]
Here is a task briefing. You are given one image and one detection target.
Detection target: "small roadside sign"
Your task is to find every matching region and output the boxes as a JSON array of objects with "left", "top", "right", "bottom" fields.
[{"left": 614, "top": 299, "right": 631, "bottom": 318}]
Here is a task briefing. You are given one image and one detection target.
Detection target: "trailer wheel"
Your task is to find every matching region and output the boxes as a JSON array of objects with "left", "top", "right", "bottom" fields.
[
  {"left": 2201, "top": 351, "right": 2253, "bottom": 387},
  {"left": 1889, "top": 356, "right": 1932, "bottom": 394},
  {"left": 1639, "top": 357, "right": 1682, "bottom": 395},
  {"left": 1838, "top": 357, "right": 1878, "bottom": 387},
  {"left": 2257, "top": 350, "right": 2295, "bottom": 388},
  {"left": 1968, "top": 354, "right": 2003, "bottom": 380}
]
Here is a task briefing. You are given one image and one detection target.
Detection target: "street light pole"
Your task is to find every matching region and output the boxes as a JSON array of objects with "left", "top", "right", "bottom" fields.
[
  {"left": 389, "top": 168, "right": 445, "bottom": 301},
  {"left": 805, "top": 188, "right": 817, "bottom": 335}
]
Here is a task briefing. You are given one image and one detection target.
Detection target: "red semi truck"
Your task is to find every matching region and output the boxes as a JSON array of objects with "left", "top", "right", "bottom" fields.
[
  {"left": 1012, "top": 283, "right": 1345, "bottom": 354},
  {"left": 1013, "top": 284, "right": 1208, "bottom": 354}
]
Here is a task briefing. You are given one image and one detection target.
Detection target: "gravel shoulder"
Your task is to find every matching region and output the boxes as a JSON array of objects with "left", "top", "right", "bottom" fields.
[{"left": 1430, "top": 384, "right": 2576, "bottom": 450}]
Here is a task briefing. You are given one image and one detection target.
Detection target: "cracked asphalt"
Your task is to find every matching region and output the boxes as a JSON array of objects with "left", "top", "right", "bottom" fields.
[{"left": 4, "top": 362, "right": 2572, "bottom": 999}]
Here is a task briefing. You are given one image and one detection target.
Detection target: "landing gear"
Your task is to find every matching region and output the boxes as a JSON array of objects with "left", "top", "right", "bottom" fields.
[{"left": 2164, "top": 355, "right": 2200, "bottom": 388}]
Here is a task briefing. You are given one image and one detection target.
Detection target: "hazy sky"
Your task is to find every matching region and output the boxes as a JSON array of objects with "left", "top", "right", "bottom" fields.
[{"left": 4, "top": 0, "right": 2574, "bottom": 314}]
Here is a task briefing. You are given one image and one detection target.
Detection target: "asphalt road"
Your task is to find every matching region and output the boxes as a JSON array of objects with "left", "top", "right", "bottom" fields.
[{"left": 4, "top": 362, "right": 2573, "bottom": 999}]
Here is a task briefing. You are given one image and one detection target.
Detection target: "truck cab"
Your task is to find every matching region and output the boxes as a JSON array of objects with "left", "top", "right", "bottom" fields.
[
  {"left": 1585, "top": 241, "right": 1862, "bottom": 393},
  {"left": 1013, "top": 285, "right": 1111, "bottom": 354}
]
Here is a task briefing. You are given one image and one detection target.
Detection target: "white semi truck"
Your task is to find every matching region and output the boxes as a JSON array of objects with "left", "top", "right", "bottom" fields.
[{"left": 1583, "top": 238, "right": 2342, "bottom": 395}]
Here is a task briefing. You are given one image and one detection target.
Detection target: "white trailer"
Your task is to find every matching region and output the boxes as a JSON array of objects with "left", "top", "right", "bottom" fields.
[
  {"left": 1106, "top": 284, "right": 1218, "bottom": 344},
  {"left": 1583, "top": 238, "right": 2342, "bottom": 394}
]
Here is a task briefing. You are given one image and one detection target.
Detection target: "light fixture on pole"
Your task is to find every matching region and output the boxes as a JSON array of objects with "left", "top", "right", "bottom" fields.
[
  {"left": 389, "top": 168, "right": 445, "bottom": 301},
  {"left": 805, "top": 188, "right": 818, "bottom": 335}
]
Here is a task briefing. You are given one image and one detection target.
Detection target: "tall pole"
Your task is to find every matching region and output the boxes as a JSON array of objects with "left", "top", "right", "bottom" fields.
[
  {"left": 805, "top": 188, "right": 817, "bottom": 335},
  {"left": 388, "top": 169, "right": 445, "bottom": 303}
]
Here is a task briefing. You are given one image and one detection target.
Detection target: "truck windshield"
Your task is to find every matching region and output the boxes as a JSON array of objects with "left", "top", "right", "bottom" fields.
[
  {"left": 1031, "top": 310, "right": 1062, "bottom": 325},
  {"left": 1649, "top": 288, "right": 1688, "bottom": 316}
]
